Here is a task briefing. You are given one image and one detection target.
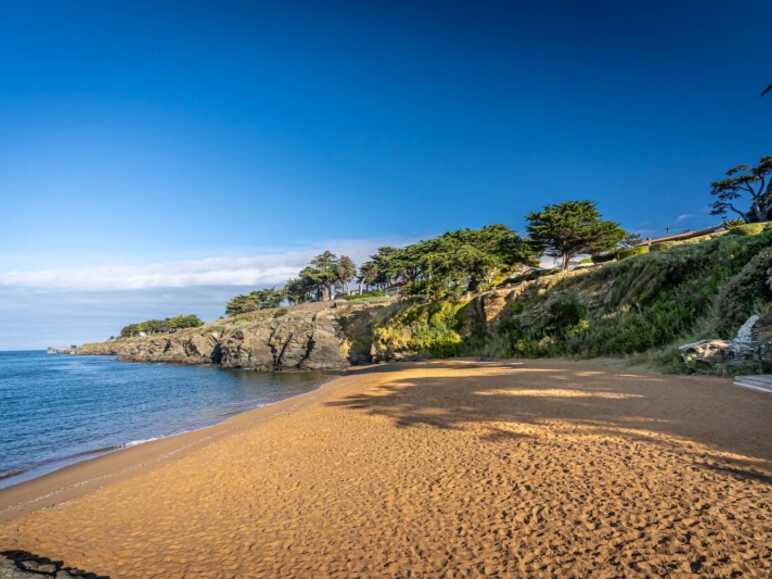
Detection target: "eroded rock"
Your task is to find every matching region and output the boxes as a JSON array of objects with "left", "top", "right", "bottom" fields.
[
  {"left": 78, "top": 299, "right": 394, "bottom": 372},
  {"left": 679, "top": 313, "right": 772, "bottom": 371},
  {"left": 678, "top": 339, "right": 732, "bottom": 370}
]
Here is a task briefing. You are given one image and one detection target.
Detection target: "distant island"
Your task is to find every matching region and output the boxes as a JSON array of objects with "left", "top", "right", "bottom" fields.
[{"left": 46, "top": 346, "right": 79, "bottom": 355}]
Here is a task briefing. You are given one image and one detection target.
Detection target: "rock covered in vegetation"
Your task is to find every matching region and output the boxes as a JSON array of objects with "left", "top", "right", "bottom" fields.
[
  {"left": 78, "top": 298, "right": 396, "bottom": 372},
  {"left": 370, "top": 229, "right": 772, "bottom": 371}
]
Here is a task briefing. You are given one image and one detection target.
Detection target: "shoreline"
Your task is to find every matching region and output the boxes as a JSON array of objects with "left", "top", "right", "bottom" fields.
[
  {"left": 1, "top": 359, "right": 770, "bottom": 577},
  {"left": 0, "top": 368, "right": 341, "bottom": 524},
  {"left": 0, "top": 352, "right": 332, "bottom": 495}
]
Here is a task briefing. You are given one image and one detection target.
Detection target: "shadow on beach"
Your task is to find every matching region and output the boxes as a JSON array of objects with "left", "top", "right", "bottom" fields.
[{"left": 331, "top": 360, "right": 772, "bottom": 480}]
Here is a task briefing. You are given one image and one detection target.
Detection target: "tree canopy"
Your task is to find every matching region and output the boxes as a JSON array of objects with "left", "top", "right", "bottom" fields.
[
  {"left": 336, "top": 255, "right": 357, "bottom": 294},
  {"left": 526, "top": 201, "right": 625, "bottom": 270},
  {"left": 225, "top": 251, "right": 357, "bottom": 315},
  {"left": 358, "top": 225, "right": 536, "bottom": 298},
  {"left": 225, "top": 289, "right": 284, "bottom": 317},
  {"left": 357, "top": 246, "right": 401, "bottom": 290},
  {"left": 710, "top": 156, "right": 772, "bottom": 223},
  {"left": 281, "top": 251, "right": 357, "bottom": 303},
  {"left": 120, "top": 315, "right": 203, "bottom": 338}
]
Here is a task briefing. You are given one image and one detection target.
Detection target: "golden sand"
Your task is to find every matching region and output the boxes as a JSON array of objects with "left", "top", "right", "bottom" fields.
[{"left": 1, "top": 360, "right": 770, "bottom": 577}]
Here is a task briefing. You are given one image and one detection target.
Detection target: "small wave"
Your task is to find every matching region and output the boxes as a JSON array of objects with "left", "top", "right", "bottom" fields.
[
  {"left": 0, "top": 468, "right": 25, "bottom": 481},
  {"left": 123, "top": 437, "right": 161, "bottom": 448},
  {"left": 0, "top": 445, "right": 123, "bottom": 483},
  {"left": 36, "top": 445, "right": 123, "bottom": 467}
]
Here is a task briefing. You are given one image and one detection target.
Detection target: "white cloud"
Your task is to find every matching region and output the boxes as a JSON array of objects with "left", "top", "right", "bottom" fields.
[
  {"left": 0, "top": 239, "right": 403, "bottom": 291},
  {"left": 675, "top": 213, "right": 694, "bottom": 224}
]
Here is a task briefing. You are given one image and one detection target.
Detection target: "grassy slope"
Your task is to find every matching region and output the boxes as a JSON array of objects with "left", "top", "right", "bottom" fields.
[{"left": 371, "top": 230, "right": 772, "bottom": 372}]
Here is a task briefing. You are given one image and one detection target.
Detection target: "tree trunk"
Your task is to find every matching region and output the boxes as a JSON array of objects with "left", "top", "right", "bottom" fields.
[
  {"left": 751, "top": 199, "right": 765, "bottom": 223},
  {"left": 765, "top": 181, "right": 772, "bottom": 220}
]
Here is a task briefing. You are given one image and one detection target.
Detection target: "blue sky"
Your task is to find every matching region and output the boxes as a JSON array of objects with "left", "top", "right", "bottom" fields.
[{"left": 1, "top": 0, "right": 771, "bottom": 349}]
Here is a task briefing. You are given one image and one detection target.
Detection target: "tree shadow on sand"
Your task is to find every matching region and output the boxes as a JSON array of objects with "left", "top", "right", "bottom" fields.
[{"left": 331, "top": 360, "right": 772, "bottom": 482}]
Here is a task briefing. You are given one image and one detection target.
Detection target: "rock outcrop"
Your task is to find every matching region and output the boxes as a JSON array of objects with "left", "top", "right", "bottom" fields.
[
  {"left": 78, "top": 298, "right": 396, "bottom": 372},
  {"left": 678, "top": 339, "right": 733, "bottom": 370},
  {"left": 0, "top": 550, "right": 106, "bottom": 579},
  {"left": 678, "top": 313, "right": 772, "bottom": 372}
]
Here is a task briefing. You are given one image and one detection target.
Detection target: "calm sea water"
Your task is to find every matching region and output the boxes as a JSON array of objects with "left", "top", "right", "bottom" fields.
[{"left": 0, "top": 351, "right": 324, "bottom": 489}]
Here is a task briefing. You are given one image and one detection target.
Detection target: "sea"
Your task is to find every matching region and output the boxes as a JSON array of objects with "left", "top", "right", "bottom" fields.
[{"left": 0, "top": 350, "right": 324, "bottom": 489}]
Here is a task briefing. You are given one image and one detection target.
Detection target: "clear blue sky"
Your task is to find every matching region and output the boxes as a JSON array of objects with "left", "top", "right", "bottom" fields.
[{"left": 1, "top": 0, "right": 770, "bottom": 349}]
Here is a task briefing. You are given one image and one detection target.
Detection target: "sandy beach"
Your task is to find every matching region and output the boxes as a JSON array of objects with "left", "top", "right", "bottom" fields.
[{"left": 1, "top": 359, "right": 770, "bottom": 577}]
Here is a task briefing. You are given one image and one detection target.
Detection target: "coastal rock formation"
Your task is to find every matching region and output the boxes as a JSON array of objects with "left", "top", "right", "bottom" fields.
[
  {"left": 678, "top": 339, "right": 733, "bottom": 370},
  {"left": 78, "top": 299, "right": 396, "bottom": 372},
  {"left": 0, "top": 550, "right": 106, "bottom": 579},
  {"left": 214, "top": 307, "right": 349, "bottom": 370},
  {"left": 76, "top": 232, "right": 772, "bottom": 375},
  {"left": 678, "top": 313, "right": 772, "bottom": 371}
]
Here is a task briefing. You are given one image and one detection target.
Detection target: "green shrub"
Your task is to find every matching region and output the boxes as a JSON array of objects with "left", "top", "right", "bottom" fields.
[
  {"left": 344, "top": 290, "right": 387, "bottom": 301},
  {"left": 591, "top": 252, "right": 615, "bottom": 264},
  {"left": 545, "top": 294, "right": 586, "bottom": 337},
  {"left": 503, "top": 268, "right": 560, "bottom": 284},
  {"left": 368, "top": 228, "right": 772, "bottom": 372},
  {"left": 731, "top": 223, "right": 765, "bottom": 236},
  {"left": 482, "top": 230, "right": 772, "bottom": 363},
  {"left": 373, "top": 301, "right": 464, "bottom": 359},
  {"left": 650, "top": 241, "right": 676, "bottom": 252},
  {"left": 616, "top": 245, "right": 650, "bottom": 260},
  {"left": 714, "top": 246, "right": 772, "bottom": 337},
  {"left": 120, "top": 314, "right": 203, "bottom": 338}
]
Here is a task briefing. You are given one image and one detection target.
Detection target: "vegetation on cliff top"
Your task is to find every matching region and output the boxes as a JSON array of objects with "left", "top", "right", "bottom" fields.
[
  {"left": 226, "top": 289, "right": 284, "bottom": 316},
  {"left": 526, "top": 201, "right": 625, "bottom": 270},
  {"left": 371, "top": 228, "right": 772, "bottom": 371},
  {"left": 222, "top": 153, "right": 769, "bottom": 322},
  {"left": 120, "top": 315, "right": 204, "bottom": 338},
  {"left": 225, "top": 251, "right": 358, "bottom": 316},
  {"left": 116, "top": 156, "right": 771, "bottom": 373},
  {"left": 358, "top": 224, "right": 537, "bottom": 299}
]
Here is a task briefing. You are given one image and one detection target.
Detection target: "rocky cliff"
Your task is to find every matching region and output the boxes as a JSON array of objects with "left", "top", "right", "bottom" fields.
[
  {"left": 79, "top": 298, "right": 399, "bottom": 372},
  {"left": 79, "top": 229, "right": 772, "bottom": 375}
]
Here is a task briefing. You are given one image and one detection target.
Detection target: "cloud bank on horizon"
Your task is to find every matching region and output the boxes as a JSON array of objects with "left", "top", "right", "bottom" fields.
[
  {"left": 0, "top": 239, "right": 398, "bottom": 292},
  {"left": 0, "top": 238, "right": 410, "bottom": 349}
]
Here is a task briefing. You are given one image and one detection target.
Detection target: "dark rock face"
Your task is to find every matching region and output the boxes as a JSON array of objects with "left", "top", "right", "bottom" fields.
[
  {"left": 213, "top": 306, "right": 356, "bottom": 371},
  {"left": 0, "top": 551, "right": 107, "bottom": 578},
  {"left": 78, "top": 299, "right": 394, "bottom": 372}
]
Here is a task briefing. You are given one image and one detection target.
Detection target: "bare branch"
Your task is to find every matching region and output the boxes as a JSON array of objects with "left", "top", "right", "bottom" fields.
[
  {"left": 741, "top": 181, "right": 760, "bottom": 198},
  {"left": 726, "top": 204, "right": 747, "bottom": 220}
]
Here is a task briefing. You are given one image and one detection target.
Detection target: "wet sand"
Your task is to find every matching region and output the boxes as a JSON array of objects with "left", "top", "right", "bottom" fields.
[{"left": 0, "top": 359, "right": 770, "bottom": 577}]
